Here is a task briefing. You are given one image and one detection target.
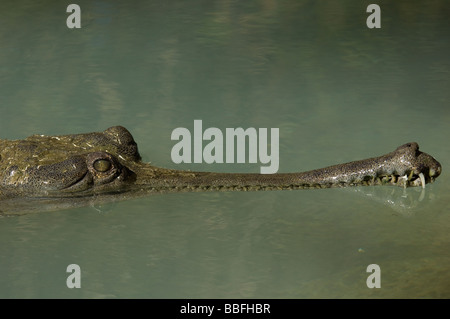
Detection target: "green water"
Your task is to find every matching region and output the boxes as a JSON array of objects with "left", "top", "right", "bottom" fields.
[{"left": 0, "top": 0, "right": 449, "bottom": 298}]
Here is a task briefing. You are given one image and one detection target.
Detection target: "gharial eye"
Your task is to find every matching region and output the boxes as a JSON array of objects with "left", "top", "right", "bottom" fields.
[{"left": 93, "top": 159, "right": 112, "bottom": 172}]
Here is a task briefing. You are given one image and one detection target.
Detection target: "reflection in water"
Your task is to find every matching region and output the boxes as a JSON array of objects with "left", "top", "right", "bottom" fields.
[{"left": 348, "top": 186, "right": 438, "bottom": 217}]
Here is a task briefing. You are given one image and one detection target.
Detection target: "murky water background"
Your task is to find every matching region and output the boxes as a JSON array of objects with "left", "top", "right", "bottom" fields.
[{"left": 0, "top": 0, "right": 449, "bottom": 298}]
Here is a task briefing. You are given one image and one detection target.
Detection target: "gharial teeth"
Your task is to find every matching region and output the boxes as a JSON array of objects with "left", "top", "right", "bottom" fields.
[
  {"left": 419, "top": 172, "right": 426, "bottom": 189},
  {"left": 398, "top": 175, "right": 408, "bottom": 188}
]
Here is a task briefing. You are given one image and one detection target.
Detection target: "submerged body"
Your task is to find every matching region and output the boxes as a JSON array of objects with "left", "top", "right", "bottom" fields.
[{"left": 0, "top": 126, "right": 442, "bottom": 213}]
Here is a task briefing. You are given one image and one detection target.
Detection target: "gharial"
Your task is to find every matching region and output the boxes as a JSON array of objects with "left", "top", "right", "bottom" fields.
[{"left": 0, "top": 126, "right": 441, "bottom": 213}]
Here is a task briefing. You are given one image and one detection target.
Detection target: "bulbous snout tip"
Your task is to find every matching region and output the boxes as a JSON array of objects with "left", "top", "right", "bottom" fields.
[
  {"left": 415, "top": 149, "right": 441, "bottom": 183},
  {"left": 429, "top": 163, "right": 441, "bottom": 178}
]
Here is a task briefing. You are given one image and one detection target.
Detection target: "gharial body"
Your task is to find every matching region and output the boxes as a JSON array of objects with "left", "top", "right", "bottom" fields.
[{"left": 0, "top": 126, "right": 441, "bottom": 213}]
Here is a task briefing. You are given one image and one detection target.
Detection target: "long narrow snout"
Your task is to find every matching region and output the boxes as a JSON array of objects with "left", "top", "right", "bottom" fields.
[{"left": 128, "top": 142, "right": 442, "bottom": 192}]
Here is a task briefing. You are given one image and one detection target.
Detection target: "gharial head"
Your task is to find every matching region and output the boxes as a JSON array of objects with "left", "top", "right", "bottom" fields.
[
  {"left": 0, "top": 126, "right": 443, "bottom": 203},
  {"left": 0, "top": 126, "right": 148, "bottom": 198}
]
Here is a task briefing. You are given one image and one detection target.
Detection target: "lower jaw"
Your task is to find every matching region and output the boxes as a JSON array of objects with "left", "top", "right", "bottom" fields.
[{"left": 360, "top": 172, "right": 429, "bottom": 188}]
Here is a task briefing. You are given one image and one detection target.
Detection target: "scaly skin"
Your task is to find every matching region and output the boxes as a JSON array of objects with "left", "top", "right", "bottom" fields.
[{"left": 0, "top": 126, "right": 442, "bottom": 204}]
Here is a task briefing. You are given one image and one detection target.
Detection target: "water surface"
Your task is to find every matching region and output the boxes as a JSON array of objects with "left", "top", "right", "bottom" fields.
[{"left": 0, "top": 0, "right": 449, "bottom": 298}]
